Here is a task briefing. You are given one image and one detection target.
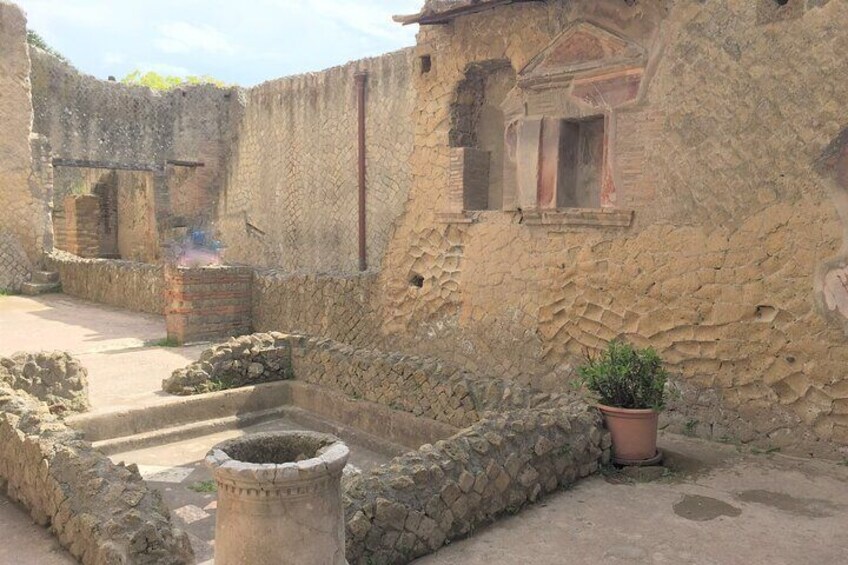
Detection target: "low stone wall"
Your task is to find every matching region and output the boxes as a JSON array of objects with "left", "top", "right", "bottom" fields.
[
  {"left": 165, "top": 333, "right": 609, "bottom": 563},
  {"left": 0, "top": 384, "right": 193, "bottom": 564},
  {"left": 165, "top": 334, "right": 563, "bottom": 429},
  {"left": 252, "top": 271, "right": 380, "bottom": 347},
  {"left": 291, "top": 337, "right": 563, "bottom": 429},
  {"left": 47, "top": 251, "right": 165, "bottom": 314},
  {"left": 163, "top": 333, "right": 293, "bottom": 395},
  {"left": 343, "top": 399, "right": 607, "bottom": 564},
  {"left": 0, "top": 351, "right": 89, "bottom": 413}
]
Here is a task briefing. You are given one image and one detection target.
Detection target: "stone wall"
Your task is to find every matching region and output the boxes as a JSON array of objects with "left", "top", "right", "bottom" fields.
[
  {"left": 0, "top": 2, "right": 50, "bottom": 291},
  {"left": 252, "top": 271, "right": 380, "bottom": 346},
  {"left": 47, "top": 251, "right": 165, "bottom": 314},
  {"left": 219, "top": 50, "right": 415, "bottom": 272},
  {"left": 291, "top": 337, "right": 567, "bottom": 430},
  {"left": 343, "top": 400, "right": 606, "bottom": 564},
  {"left": 30, "top": 48, "right": 241, "bottom": 252},
  {"left": 0, "top": 384, "right": 193, "bottom": 564},
  {"left": 164, "top": 332, "right": 609, "bottom": 563},
  {"left": 245, "top": 0, "right": 848, "bottom": 456},
  {"left": 163, "top": 333, "right": 293, "bottom": 395},
  {"left": 0, "top": 351, "right": 89, "bottom": 413}
]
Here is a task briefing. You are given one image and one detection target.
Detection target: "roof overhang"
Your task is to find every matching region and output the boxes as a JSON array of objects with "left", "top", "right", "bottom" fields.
[{"left": 394, "top": 0, "right": 547, "bottom": 26}]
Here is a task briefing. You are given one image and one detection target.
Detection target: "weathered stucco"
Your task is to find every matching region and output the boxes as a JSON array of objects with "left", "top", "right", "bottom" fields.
[
  {"left": 219, "top": 50, "right": 416, "bottom": 272},
  {"left": 249, "top": 0, "right": 848, "bottom": 455},
  {"left": 367, "top": 0, "right": 848, "bottom": 453},
  {"left": 5, "top": 0, "right": 848, "bottom": 455},
  {"left": 30, "top": 49, "right": 241, "bottom": 255},
  {"left": 0, "top": 2, "right": 49, "bottom": 290}
]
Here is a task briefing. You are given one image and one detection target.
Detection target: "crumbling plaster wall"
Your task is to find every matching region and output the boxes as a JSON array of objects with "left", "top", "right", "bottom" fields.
[
  {"left": 219, "top": 50, "right": 415, "bottom": 272},
  {"left": 367, "top": 0, "right": 848, "bottom": 452},
  {"left": 253, "top": 0, "right": 848, "bottom": 455},
  {"left": 30, "top": 50, "right": 242, "bottom": 253},
  {"left": 0, "top": 2, "right": 51, "bottom": 290}
]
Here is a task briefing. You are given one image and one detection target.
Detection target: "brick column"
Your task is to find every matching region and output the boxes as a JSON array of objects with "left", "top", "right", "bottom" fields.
[
  {"left": 165, "top": 266, "right": 253, "bottom": 345},
  {"left": 446, "top": 147, "right": 491, "bottom": 213},
  {"left": 63, "top": 195, "right": 101, "bottom": 258}
]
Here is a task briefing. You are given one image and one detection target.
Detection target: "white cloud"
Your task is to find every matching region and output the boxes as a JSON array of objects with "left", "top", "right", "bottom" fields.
[
  {"left": 15, "top": 0, "right": 422, "bottom": 85},
  {"left": 103, "top": 52, "right": 125, "bottom": 65},
  {"left": 154, "top": 22, "right": 238, "bottom": 56},
  {"left": 259, "top": 0, "right": 418, "bottom": 43}
]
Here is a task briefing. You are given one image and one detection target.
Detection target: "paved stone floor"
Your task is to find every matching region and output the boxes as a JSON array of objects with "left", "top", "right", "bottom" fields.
[{"left": 0, "top": 294, "right": 206, "bottom": 413}]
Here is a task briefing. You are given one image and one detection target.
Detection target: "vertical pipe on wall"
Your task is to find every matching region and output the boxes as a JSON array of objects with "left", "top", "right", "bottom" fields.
[{"left": 355, "top": 71, "right": 368, "bottom": 272}]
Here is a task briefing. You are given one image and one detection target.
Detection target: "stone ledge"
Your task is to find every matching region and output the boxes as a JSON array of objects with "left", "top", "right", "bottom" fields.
[
  {"left": 522, "top": 207, "right": 634, "bottom": 227},
  {"left": 436, "top": 208, "right": 634, "bottom": 228}
]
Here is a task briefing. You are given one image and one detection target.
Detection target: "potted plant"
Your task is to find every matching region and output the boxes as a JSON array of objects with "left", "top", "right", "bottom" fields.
[{"left": 577, "top": 340, "right": 668, "bottom": 465}]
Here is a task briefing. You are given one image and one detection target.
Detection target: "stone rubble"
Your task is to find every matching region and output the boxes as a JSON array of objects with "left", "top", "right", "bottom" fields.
[
  {"left": 343, "top": 398, "right": 609, "bottom": 564},
  {"left": 163, "top": 333, "right": 293, "bottom": 395},
  {"left": 0, "top": 351, "right": 89, "bottom": 414},
  {"left": 0, "top": 384, "right": 193, "bottom": 565}
]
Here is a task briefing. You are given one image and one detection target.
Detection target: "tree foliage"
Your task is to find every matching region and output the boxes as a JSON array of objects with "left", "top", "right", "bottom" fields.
[
  {"left": 121, "top": 70, "right": 226, "bottom": 91},
  {"left": 27, "top": 30, "right": 68, "bottom": 63}
]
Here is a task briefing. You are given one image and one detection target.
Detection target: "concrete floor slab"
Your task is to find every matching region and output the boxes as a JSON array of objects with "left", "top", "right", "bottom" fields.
[
  {"left": 0, "top": 494, "right": 74, "bottom": 565},
  {"left": 414, "top": 434, "right": 848, "bottom": 565},
  {"left": 0, "top": 294, "right": 207, "bottom": 413}
]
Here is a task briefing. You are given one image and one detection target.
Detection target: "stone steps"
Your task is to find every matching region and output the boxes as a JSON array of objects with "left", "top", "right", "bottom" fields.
[
  {"left": 20, "top": 281, "right": 62, "bottom": 295},
  {"left": 32, "top": 270, "right": 60, "bottom": 284}
]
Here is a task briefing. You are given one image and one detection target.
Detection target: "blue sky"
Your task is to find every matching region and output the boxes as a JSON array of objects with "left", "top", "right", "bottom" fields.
[{"left": 16, "top": 0, "right": 422, "bottom": 86}]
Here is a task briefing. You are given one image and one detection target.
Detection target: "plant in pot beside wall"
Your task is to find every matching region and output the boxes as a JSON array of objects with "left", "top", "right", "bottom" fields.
[{"left": 577, "top": 340, "right": 669, "bottom": 466}]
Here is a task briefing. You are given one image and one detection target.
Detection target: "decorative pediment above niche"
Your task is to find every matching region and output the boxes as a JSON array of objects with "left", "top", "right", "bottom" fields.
[{"left": 518, "top": 21, "right": 646, "bottom": 91}]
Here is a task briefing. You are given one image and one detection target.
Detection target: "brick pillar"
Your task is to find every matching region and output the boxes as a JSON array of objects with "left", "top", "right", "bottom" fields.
[
  {"left": 446, "top": 147, "right": 491, "bottom": 213},
  {"left": 63, "top": 195, "right": 101, "bottom": 258},
  {"left": 165, "top": 266, "right": 253, "bottom": 345}
]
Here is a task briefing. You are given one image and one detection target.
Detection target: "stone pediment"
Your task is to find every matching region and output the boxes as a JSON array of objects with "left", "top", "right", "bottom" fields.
[{"left": 519, "top": 21, "right": 646, "bottom": 90}]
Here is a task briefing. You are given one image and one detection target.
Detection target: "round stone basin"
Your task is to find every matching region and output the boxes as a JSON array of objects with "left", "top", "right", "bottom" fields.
[
  {"left": 206, "top": 431, "right": 350, "bottom": 565},
  {"left": 208, "top": 431, "right": 348, "bottom": 471}
]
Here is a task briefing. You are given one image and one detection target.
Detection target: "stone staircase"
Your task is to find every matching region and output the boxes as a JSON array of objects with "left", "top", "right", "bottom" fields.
[{"left": 21, "top": 270, "right": 62, "bottom": 296}]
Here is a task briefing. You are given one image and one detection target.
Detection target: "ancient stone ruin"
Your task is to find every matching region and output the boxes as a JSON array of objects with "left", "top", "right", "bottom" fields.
[{"left": 2, "top": 0, "right": 848, "bottom": 563}]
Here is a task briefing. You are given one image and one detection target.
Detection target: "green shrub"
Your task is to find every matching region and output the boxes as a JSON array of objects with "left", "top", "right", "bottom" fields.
[
  {"left": 121, "top": 70, "right": 227, "bottom": 91},
  {"left": 576, "top": 340, "right": 668, "bottom": 411}
]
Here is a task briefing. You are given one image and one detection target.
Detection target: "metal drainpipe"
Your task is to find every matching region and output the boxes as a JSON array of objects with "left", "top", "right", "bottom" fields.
[{"left": 355, "top": 71, "right": 368, "bottom": 272}]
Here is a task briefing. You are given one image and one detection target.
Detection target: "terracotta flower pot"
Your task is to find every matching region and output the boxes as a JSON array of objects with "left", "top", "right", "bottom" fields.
[{"left": 597, "top": 404, "right": 659, "bottom": 465}]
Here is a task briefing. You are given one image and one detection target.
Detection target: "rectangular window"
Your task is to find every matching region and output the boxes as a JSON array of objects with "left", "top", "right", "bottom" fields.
[
  {"left": 532, "top": 116, "right": 605, "bottom": 210},
  {"left": 557, "top": 116, "right": 604, "bottom": 209}
]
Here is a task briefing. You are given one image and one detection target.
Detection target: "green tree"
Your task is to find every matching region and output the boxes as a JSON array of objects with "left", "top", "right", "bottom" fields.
[
  {"left": 121, "top": 70, "right": 227, "bottom": 91},
  {"left": 27, "top": 30, "right": 68, "bottom": 63}
]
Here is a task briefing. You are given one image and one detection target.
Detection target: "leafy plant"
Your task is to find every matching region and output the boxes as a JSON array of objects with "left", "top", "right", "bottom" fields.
[
  {"left": 576, "top": 340, "right": 668, "bottom": 411},
  {"left": 27, "top": 30, "right": 68, "bottom": 63},
  {"left": 151, "top": 337, "right": 180, "bottom": 348},
  {"left": 121, "top": 70, "right": 227, "bottom": 91},
  {"left": 188, "top": 480, "right": 217, "bottom": 493}
]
